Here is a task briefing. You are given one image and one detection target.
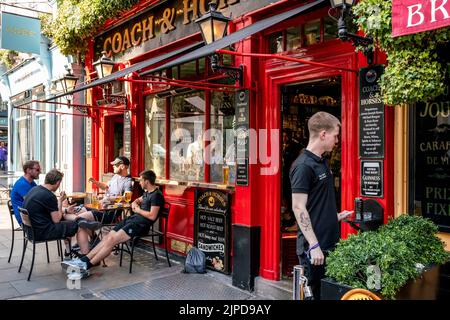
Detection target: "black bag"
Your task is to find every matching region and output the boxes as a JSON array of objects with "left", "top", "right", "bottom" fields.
[{"left": 183, "top": 247, "right": 206, "bottom": 274}]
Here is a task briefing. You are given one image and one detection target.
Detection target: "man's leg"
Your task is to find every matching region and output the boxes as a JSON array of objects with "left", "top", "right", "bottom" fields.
[
  {"left": 86, "top": 230, "right": 130, "bottom": 266},
  {"left": 76, "top": 228, "right": 91, "bottom": 255}
]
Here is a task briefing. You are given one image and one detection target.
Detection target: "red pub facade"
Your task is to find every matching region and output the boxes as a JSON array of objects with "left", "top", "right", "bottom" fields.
[{"left": 80, "top": 0, "right": 418, "bottom": 291}]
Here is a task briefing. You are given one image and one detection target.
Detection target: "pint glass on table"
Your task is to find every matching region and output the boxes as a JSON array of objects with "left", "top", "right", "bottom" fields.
[{"left": 124, "top": 191, "right": 132, "bottom": 203}]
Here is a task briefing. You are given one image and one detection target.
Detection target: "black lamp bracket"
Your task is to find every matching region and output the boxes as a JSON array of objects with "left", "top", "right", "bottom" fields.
[
  {"left": 97, "top": 83, "right": 127, "bottom": 106},
  {"left": 337, "top": 6, "right": 374, "bottom": 65},
  {"left": 211, "top": 54, "right": 244, "bottom": 87}
]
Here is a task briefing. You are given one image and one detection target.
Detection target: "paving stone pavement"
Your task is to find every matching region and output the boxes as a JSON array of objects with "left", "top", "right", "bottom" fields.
[{"left": 0, "top": 203, "right": 270, "bottom": 300}]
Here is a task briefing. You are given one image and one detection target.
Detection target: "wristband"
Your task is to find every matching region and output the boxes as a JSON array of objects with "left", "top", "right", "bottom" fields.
[{"left": 306, "top": 243, "right": 320, "bottom": 258}]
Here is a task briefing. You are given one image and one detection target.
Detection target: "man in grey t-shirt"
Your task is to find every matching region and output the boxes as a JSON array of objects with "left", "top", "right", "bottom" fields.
[{"left": 63, "top": 156, "right": 134, "bottom": 255}]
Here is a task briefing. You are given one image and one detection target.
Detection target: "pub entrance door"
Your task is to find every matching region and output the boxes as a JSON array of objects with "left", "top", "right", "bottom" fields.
[{"left": 280, "top": 77, "right": 342, "bottom": 278}]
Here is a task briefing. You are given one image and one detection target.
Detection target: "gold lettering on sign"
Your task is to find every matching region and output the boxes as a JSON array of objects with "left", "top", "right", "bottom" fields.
[
  {"left": 142, "top": 16, "right": 155, "bottom": 42},
  {"left": 122, "top": 29, "right": 132, "bottom": 52},
  {"left": 103, "top": 37, "right": 112, "bottom": 57},
  {"left": 131, "top": 23, "right": 142, "bottom": 46},
  {"left": 183, "top": 0, "right": 199, "bottom": 24},
  {"left": 161, "top": 8, "right": 176, "bottom": 34},
  {"left": 112, "top": 32, "right": 122, "bottom": 54}
]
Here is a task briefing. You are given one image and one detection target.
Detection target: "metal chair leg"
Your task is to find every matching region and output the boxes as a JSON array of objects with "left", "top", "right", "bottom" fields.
[
  {"left": 164, "top": 235, "right": 171, "bottom": 267},
  {"left": 129, "top": 239, "right": 136, "bottom": 274},
  {"left": 151, "top": 234, "right": 158, "bottom": 261},
  {"left": 28, "top": 243, "right": 36, "bottom": 281},
  {"left": 45, "top": 242, "right": 50, "bottom": 263},
  {"left": 119, "top": 243, "right": 124, "bottom": 267},
  {"left": 8, "top": 227, "right": 14, "bottom": 263},
  {"left": 18, "top": 238, "right": 27, "bottom": 273}
]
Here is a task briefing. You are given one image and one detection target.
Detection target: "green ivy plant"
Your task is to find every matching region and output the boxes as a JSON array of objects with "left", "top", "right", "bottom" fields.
[
  {"left": 0, "top": 49, "right": 20, "bottom": 69},
  {"left": 41, "top": 0, "right": 139, "bottom": 60},
  {"left": 352, "top": 0, "right": 450, "bottom": 105},
  {"left": 326, "top": 215, "right": 450, "bottom": 299}
]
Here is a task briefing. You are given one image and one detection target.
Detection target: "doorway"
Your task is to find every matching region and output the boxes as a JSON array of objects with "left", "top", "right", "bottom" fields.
[
  {"left": 104, "top": 114, "right": 124, "bottom": 172},
  {"left": 280, "top": 77, "right": 342, "bottom": 278}
]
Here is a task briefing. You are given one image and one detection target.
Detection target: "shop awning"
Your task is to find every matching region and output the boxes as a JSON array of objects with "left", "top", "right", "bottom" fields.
[
  {"left": 43, "top": 41, "right": 203, "bottom": 102},
  {"left": 44, "top": 0, "right": 326, "bottom": 101},
  {"left": 139, "top": 0, "right": 327, "bottom": 76}
]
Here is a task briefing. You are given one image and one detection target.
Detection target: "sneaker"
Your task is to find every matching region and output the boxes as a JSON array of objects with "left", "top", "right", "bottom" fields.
[
  {"left": 67, "top": 270, "right": 90, "bottom": 280},
  {"left": 63, "top": 252, "right": 72, "bottom": 261},
  {"left": 72, "top": 244, "right": 80, "bottom": 251},
  {"left": 61, "top": 259, "right": 88, "bottom": 273},
  {"left": 78, "top": 220, "right": 102, "bottom": 231}
]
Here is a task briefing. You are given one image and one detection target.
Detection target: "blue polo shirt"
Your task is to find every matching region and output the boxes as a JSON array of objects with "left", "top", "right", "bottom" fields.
[{"left": 11, "top": 176, "right": 37, "bottom": 225}]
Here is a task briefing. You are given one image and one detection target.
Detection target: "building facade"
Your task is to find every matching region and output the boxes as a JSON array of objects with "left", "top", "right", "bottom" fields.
[{"left": 79, "top": 0, "right": 449, "bottom": 290}]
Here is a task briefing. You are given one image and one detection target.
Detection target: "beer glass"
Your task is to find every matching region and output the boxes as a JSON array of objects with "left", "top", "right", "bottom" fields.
[
  {"left": 124, "top": 191, "right": 132, "bottom": 203},
  {"left": 92, "top": 190, "right": 99, "bottom": 209},
  {"left": 115, "top": 195, "right": 123, "bottom": 204},
  {"left": 223, "top": 166, "right": 229, "bottom": 185}
]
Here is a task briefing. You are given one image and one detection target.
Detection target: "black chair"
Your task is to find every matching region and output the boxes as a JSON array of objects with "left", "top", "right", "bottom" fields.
[
  {"left": 120, "top": 203, "right": 171, "bottom": 273},
  {"left": 7, "top": 200, "right": 23, "bottom": 263},
  {"left": 17, "top": 207, "right": 69, "bottom": 281}
]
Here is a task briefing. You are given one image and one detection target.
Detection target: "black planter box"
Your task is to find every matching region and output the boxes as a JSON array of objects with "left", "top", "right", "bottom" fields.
[{"left": 321, "top": 265, "right": 441, "bottom": 300}]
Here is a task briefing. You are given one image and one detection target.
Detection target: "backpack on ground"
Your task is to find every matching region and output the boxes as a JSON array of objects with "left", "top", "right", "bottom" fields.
[{"left": 183, "top": 247, "right": 206, "bottom": 274}]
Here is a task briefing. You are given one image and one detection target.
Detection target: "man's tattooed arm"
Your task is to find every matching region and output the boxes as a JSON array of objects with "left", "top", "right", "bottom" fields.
[{"left": 299, "top": 211, "right": 312, "bottom": 232}]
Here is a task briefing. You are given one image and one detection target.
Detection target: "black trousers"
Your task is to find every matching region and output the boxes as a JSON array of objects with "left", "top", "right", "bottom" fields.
[{"left": 298, "top": 252, "right": 329, "bottom": 300}]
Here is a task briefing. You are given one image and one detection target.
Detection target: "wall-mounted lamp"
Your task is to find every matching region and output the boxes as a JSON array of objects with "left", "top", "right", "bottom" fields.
[
  {"left": 330, "top": 0, "right": 374, "bottom": 65},
  {"left": 93, "top": 51, "right": 126, "bottom": 105},
  {"left": 195, "top": 2, "right": 243, "bottom": 86},
  {"left": 54, "top": 65, "right": 87, "bottom": 114}
]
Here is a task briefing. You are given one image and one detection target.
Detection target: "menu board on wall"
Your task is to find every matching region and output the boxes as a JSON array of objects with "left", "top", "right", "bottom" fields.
[
  {"left": 359, "top": 65, "right": 385, "bottom": 158},
  {"left": 123, "top": 110, "right": 131, "bottom": 158},
  {"left": 194, "top": 189, "right": 231, "bottom": 274},
  {"left": 85, "top": 117, "right": 92, "bottom": 158},
  {"left": 414, "top": 76, "right": 450, "bottom": 231},
  {"left": 235, "top": 89, "right": 249, "bottom": 186}
]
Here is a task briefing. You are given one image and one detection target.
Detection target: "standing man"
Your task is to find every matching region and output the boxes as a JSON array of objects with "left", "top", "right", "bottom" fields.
[
  {"left": 62, "top": 170, "right": 165, "bottom": 276},
  {"left": 10, "top": 160, "right": 41, "bottom": 225},
  {"left": 290, "top": 112, "right": 352, "bottom": 300},
  {"left": 0, "top": 141, "right": 7, "bottom": 171}
]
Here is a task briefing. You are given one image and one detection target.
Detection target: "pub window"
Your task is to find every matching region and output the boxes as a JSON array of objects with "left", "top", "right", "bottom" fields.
[
  {"left": 268, "top": 31, "right": 283, "bottom": 54},
  {"left": 180, "top": 60, "right": 198, "bottom": 79},
  {"left": 209, "top": 86, "right": 236, "bottom": 184},
  {"left": 144, "top": 96, "right": 166, "bottom": 179},
  {"left": 286, "top": 26, "right": 302, "bottom": 51},
  {"left": 324, "top": 16, "right": 338, "bottom": 41},
  {"left": 411, "top": 75, "right": 450, "bottom": 232},
  {"left": 15, "top": 107, "right": 32, "bottom": 168},
  {"left": 170, "top": 91, "right": 205, "bottom": 181},
  {"left": 304, "top": 19, "right": 321, "bottom": 46}
]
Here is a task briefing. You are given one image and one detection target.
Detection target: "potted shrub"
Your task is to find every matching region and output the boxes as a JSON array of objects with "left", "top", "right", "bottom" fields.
[{"left": 323, "top": 215, "right": 450, "bottom": 300}]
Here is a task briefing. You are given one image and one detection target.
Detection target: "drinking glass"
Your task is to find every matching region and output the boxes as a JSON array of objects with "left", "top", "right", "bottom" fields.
[{"left": 124, "top": 191, "right": 132, "bottom": 203}]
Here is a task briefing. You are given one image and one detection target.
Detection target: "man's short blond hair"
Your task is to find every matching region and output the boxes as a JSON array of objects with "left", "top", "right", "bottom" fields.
[{"left": 307, "top": 112, "right": 341, "bottom": 139}]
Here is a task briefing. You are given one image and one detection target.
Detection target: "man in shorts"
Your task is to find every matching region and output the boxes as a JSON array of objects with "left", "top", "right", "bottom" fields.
[{"left": 62, "top": 170, "right": 164, "bottom": 275}]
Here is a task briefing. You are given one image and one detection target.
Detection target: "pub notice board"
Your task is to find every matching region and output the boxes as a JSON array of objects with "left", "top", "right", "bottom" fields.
[{"left": 194, "top": 189, "right": 231, "bottom": 274}]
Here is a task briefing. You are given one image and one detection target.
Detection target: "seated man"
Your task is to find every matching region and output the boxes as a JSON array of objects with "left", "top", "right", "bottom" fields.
[
  {"left": 10, "top": 160, "right": 41, "bottom": 226},
  {"left": 22, "top": 169, "right": 92, "bottom": 256},
  {"left": 62, "top": 169, "right": 164, "bottom": 276},
  {"left": 87, "top": 156, "right": 133, "bottom": 225}
]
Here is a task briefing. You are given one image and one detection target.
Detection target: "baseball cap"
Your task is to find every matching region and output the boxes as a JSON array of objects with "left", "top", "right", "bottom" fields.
[{"left": 110, "top": 156, "right": 130, "bottom": 166}]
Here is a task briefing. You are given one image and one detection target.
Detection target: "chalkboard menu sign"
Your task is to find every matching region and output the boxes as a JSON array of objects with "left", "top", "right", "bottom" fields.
[
  {"left": 235, "top": 89, "right": 249, "bottom": 186},
  {"left": 123, "top": 110, "right": 131, "bottom": 158},
  {"left": 85, "top": 117, "right": 92, "bottom": 158},
  {"left": 359, "top": 65, "right": 385, "bottom": 158},
  {"left": 194, "top": 189, "right": 231, "bottom": 274},
  {"left": 414, "top": 75, "right": 450, "bottom": 230},
  {"left": 361, "top": 160, "right": 383, "bottom": 198}
]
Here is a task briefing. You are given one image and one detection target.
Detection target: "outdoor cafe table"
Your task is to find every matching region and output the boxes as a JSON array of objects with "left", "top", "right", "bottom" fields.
[
  {"left": 66, "top": 192, "right": 87, "bottom": 205},
  {"left": 84, "top": 203, "right": 132, "bottom": 220}
]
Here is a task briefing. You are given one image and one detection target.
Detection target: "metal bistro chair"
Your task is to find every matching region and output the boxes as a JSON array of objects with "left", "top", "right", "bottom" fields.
[
  {"left": 120, "top": 203, "right": 171, "bottom": 273},
  {"left": 7, "top": 200, "right": 22, "bottom": 263},
  {"left": 17, "top": 207, "right": 69, "bottom": 281}
]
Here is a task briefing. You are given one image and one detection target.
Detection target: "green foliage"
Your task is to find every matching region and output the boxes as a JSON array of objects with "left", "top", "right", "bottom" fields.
[
  {"left": 0, "top": 50, "right": 20, "bottom": 69},
  {"left": 326, "top": 215, "right": 450, "bottom": 299},
  {"left": 42, "top": 0, "right": 139, "bottom": 58},
  {"left": 352, "top": 0, "right": 450, "bottom": 105}
]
